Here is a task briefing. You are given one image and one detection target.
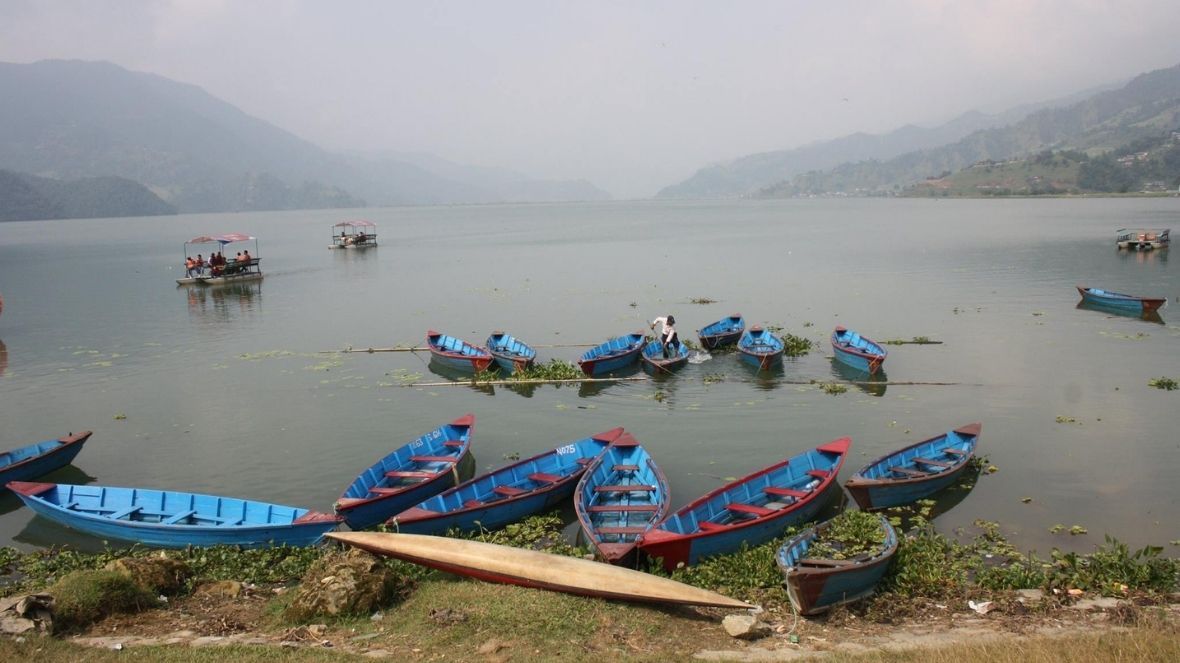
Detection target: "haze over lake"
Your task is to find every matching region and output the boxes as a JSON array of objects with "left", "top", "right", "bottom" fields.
[{"left": 0, "top": 197, "right": 1176, "bottom": 552}]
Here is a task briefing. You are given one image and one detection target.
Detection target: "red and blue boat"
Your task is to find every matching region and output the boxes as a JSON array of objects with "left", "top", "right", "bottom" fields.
[
  {"left": 1076, "top": 286, "right": 1165, "bottom": 314},
  {"left": 844, "top": 423, "right": 981, "bottom": 510},
  {"left": 831, "top": 326, "right": 887, "bottom": 375},
  {"left": 335, "top": 415, "right": 474, "bottom": 530},
  {"left": 426, "top": 331, "right": 494, "bottom": 374},
  {"left": 8, "top": 481, "right": 340, "bottom": 548},
  {"left": 737, "top": 326, "right": 784, "bottom": 370},
  {"left": 390, "top": 428, "right": 623, "bottom": 535},
  {"left": 638, "top": 438, "right": 850, "bottom": 571},
  {"left": 640, "top": 339, "right": 690, "bottom": 375},
  {"left": 697, "top": 314, "right": 745, "bottom": 350},
  {"left": 577, "top": 333, "right": 645, "bottom": 377},
  {"left": 776, "top": 513, "right": 898, "bottom": 615},
  {"left": 0, "top": 431, "right": 92, "bottom": 488},
  {"left": 485, "top": 331, "right": 537, "bottom": 375},
  {"left": 575, "top": 433, "right": 669, "bottom": 565}
]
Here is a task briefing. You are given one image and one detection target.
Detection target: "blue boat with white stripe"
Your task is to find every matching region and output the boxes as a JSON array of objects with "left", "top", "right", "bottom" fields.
[
  {"left": 575, "top": 433, "right": 669, "bottom": 565},
  {"left": 7, "top": 481, "right": 341, "bottom": 548},
  {"left": 390, "top": 428, "right": 623, "bottom": 535},
  {"left": 831, "top": 326, "right": 887, "bottom": 375},
  {"left": 485, "top": 331, "right": 537, "bottom": 375},
  {"left": 577, "top": 333, "right": 645, "bottom": 377},
  {"left": 737, "top": 326, "right": 784, "bottom": 370},
  {"left": 0, "top": 431, "right": 92, "bottom": 488},
  {"left": 776, "top": 513, "right": 898, "bottom": 615},
  {"left": 844, "top": 423, "right": 981, "bottom": 510}
]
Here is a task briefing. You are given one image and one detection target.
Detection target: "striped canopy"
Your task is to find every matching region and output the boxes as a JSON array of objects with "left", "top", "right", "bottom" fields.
[
  {"left": 186, "top": 233, "right": 256, "bottom": 245},
  {"left": 333, "top": 220, "right": 375, "bottom": 228}
]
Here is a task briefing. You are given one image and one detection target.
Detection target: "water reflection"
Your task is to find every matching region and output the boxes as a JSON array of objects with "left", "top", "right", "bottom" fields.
[
  {"left": 738, "top": 359, "right": 785, "bottom": 391},
  {"left": 878, "top": 462, "right": 983, "bottom": 533},
  {"left": 1115, "top": 247, "right": 1167, "bottom": 264},
  {"left": 0, "top": 338, "right": 7, "bottom": 377},
  {"left": 425, "top": 360, "right": 497, "bottom": 396},
  {"left": 830, "top": 360, "right": 888, "bottom": 397},
  {"left": 185, "top": 282, "right": 263, "bottom": 322},
  {"left": 1075, "top": 301, "right": 1165, "bottom": 325}
]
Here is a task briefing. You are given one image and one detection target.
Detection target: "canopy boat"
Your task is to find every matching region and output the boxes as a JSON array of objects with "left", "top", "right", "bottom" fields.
[
  {"left": 737, "top": 326, "right": 784, "bottom": 370},
  {"left": 776, "top": 513, "right": 899, "bottom": 615},
  {"left": 335, "top": 414, "right": 474, "bottom": 530},
  {"left": 176, "top": 233, "right": 262, "bottom": 286},
  {"left": 1116, "top": 228, "right": 1169, "bottom": 251},
  {"left": 697, "top": 314, "right": 745, "bottom": 350},
  {"left": 831, "top": 326, "right": 886, "bottom": 375},
  {"left": 426, "top": 332, "right": 494, "bottom": 375},
  {"left": 7, "top": 481, "right": 340, "bottom": 548},
  {"left": 390, "top": 428, "right": 623, "bottom": 535},
  {"left": 639, "top": 438, "right": 851, "bottom": 571},
  {"left": 574, "top": 433, "right": 669, "bottom": 565},
  {"left": 845, "top": 423, "right": 982, "bottom": 510},
  {"left": 327, "top": 531, "right": 751, "bottom": 609},
  {"left": 640, "top": 339, "right": 690, "bottom": 375},
  {"left": 577, "top": 333, "right": 645, "bottom": 377},
  {"left": 0, "top": 431, "right": 92, "bottom": 488},
  {"left": 330, "top": 220, "right": 378, "bottom": 249},
  {"left": 1076, "top": 286, "right": 1166, "bottom": 314},
  {"left": 485, "top": 332, "right": 537, "bottom": 375}
]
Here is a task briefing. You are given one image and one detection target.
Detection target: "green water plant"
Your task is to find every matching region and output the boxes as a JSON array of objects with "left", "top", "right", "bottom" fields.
[
  {"left": 806, "top": 511, "right": 888, "bottom": 560},
  {"left": 1148, "top": 377, "right": 1178, "bottom": 390},
  {"left": 782, "top": 333, "right": 813, "bottom": 357}
]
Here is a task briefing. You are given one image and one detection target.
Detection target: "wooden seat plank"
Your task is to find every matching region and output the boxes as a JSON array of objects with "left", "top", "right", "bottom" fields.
[
  {"left": 611, "top": 464, "right": 640, "bottom": 472},
  {"left": 595, "top": 526, "right": 649, "bottom": 535},
  {"left": 726, "top": 503, "right": 775, "bottom": 517},
  {"left": 798, "top": 557, "right": 856, "bottom": 567},
  {"left": 493, "top": 485, "right": 527, "bottom": 497},
  {"left": 527, "top": 472, "right": 562, "bottom": 484},
  {"left": 110, "top": 506, "right": 144, "bottom": 520},
  {"left": 806, "top": 469, "right": 831, "bottom": 480},
  {"left": 943, "top": 448, "right": 968, "bottom": 456},
  {"left": 386, "top": 470, "right": 435, "bottom": 479},
  {"left": 594, "top": 484, "right": 656, "bottom": 493},
  {"left": 587, "top": 504, "right": 658, "bottom": 513},
  {"left": 368, "top": 486, "right": 408, "bottom": 495},
  {"left": 913, "top": 457, "right": 953, "bottom": 468},
  {"left": 443, "top": 440, "right": 464, "bottom": 448},
  {"left": 889, "top": 466, "right": 929, "bottom": 477},
  {"left": 765, "top": 486, "right": 809, "bottom": 498},
  {"left": 697, "top": 521, "right": 730, "bottom": 532},
  {"left": 161, "top": 509, "right": 195, "bottom": 525},
  {"left": 410, "top": 455, "right": 458, "bottom": 464}
]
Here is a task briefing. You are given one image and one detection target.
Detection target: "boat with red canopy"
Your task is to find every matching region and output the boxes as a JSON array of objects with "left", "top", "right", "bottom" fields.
[
  {"left": 177, "top": 234, "right": 263, "bottom": 285},
  {"left": 330, "top": 220, "right": 378, "bottom": 249}
]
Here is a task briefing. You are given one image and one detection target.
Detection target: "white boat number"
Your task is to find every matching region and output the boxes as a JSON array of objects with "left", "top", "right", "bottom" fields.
[{"left": 555, "top": 444, "right": 577, "bottom": 455}]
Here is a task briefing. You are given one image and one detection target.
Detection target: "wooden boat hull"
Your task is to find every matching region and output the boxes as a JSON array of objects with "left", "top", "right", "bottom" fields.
[
  {"left": 831, "top": 326, "right": 886, "bottom": 375},
  {"left": 575, "top": 434, "right": 669, "bottom": 565},
  {"left": 426, "top": 332, "right": 494, "bottom": 374},
  {"left": 697, "top": 315, "right": 745, "bottom": 350},
  {"left": 0, "top": 431, "right": 92, "bottom": 488},
  {"left": 845, "top": 423, "right": 981, "bottom": 510},
  {"left": 8, "top": 481, "right": 340, "bottom": 548},
  {"left": 485, "top": 332, "right": 537, "bottom": 375},
  {"left": 737, "top": 326, "right": 784, "bottom": 371},
  {"left": 391, "top": 428, "right": 623, "bottom": 535},
  {"left": 777, "top": 514, "right": 898, "bottom": 615},
  {"left": 577, "top": 334, "right": 644, "bottom": 377},
  {"left": 640, "top": 340, "right": 689, "bottom": 375},
  {"left": 335, "top": 415, "right": 475, "bottom": 530},
  {"left": 1076, "top": 286, "right": 1165, "bottom": 313},
  {"left": 327, "top": 531, "right": 752, "bottom": 609},
  {"left": 639, "top": 438, "right": 851, "bottom": 571}
]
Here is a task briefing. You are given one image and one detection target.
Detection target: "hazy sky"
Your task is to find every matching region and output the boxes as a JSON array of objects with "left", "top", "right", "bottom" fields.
[{"left": 4, "top": 1, "right": 1180, "bottom": 198}]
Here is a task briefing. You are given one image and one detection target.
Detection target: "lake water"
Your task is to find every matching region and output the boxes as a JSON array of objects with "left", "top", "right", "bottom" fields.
[{"left": 0, "top": 198, "right": 1177, "bottom": 554}]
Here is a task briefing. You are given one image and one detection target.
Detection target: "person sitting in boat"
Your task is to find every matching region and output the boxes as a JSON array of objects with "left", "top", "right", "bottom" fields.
[
  {"left": 195, "top": 255, "right": 206, "bottom": 275},
  {"left": 355, "top": 232, "right": 366, "bottom": 245},
  {"left": 185, "top": 256, "right": 197, "bottom": 277},
  {"left": 241, "top": 249, "right": 252, "bottom": 264},
  {"left": 650, "top": 314, "right": 680, "bottom": 358}
]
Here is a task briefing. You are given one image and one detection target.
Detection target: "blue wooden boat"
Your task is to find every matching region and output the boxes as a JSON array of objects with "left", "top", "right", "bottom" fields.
[
  {"left": 0, "top": 431, "right": 92, "bottom": 488},
  {"left": 575, "top": 433, "right": 669, "bottom": 565},
  {"left": 390, "top": 428, "right": 624, "bottom": 535},
  {"left": 639, "top": 438, "right": 851, "bottom": 571},
  {"left": 335, "top": 415, "right": 474, "bottom": 530},
  {"left": 736, "top": 326, "right": 784, "bottom": 370},
  {"left": 697, "top": 314, "right": 745, "bottom": 350},
  {"left": 577, "top": 333, "right": 645, "bottom": 377},
  {"left": 831, "top": 326, "right": 887, "bottom": 375},
  {"left": 485, "top": 331, "right": 537, "bottom": 375},
  {"left": 7, "top": 481, "right": 341, "bottom": 548},
  {"left": 426, "top": 331, "right": 494, "bottom": 374},
  {"left": 845, "top": 423, "right": 981, "bottom": 510},
  {"left": 640, "top": 340, "right": 690, "bottom": 375},
  {"left": 1076, "top": 286, "right": 1165, "bottom": 314},
  {"left": 776, "top": 513, "right": 898, "bottom": 615}
]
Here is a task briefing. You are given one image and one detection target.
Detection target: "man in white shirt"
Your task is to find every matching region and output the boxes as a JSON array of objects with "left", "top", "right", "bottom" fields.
[{"left": 649, "top": 315, "right": 680, "bottom": 358}]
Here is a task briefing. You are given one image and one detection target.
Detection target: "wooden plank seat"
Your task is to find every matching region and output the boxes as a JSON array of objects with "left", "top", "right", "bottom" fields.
[
  {"left": 611, "top": 464, "right": 640, "bottom": 472},
  {"left": 443, "top": 440, "right": 464, "bottom": 448},
  {"left": 913, "top": 457, "right": 953, "bottom": 468},
  {"left": 463, "top": 499, "right": 483, "bottom": 508},
  {"left": 410, "top": 455, "right": 458, "bottom": 464},
  {"left": 889, "top": 466, "right": 929, "bottom": 477},
  {"left": 493, "top": 485, "right": 527, "bottom": 497},
  {"left": 594, "top": 484, "right": 656, "bottom": 493},
  {"left": 943, "top": 448, "right": 968, "bottom": 456},
  {"left": 61, "top": 501, "right": 81, "bottom": 510},
  {"left": 527, "top": 472, "right": 562, "bottom": 484},
  {"left": 110, "top": 506, "right": 144, "bottom": 520},
  {"left": 161, "top": 509, "right": 195, "bottom": 525},
  {"left": 368, "top": 486, "right": 409, "bottom": 495},
  {"left": 806, "top": 470, "right": 831, "bottom": 480},
  {"left": 765, "top": 486, "right": 810, "bottom": 499},
  {"left": 726, "top": 503, "right": 775, "bottom": 517},
  {"left": 764, "top": 501, "right": 788, "bottom": 510},
  {"left": 798, "top": 557, "right": 856, "bottom": 567},
  {"left": 698, "top": 521, "right": 731, "bottom": 532},
  {"left": 587, "top": 504, "right": 659, "bottom": 513},
  {"left": 386, "top": 470, "right": 436, "bottom": 479},
  {"left": 576, "top": 458, "right": 593, "bottom": 465},
  {"left": 595, "top": 526, "right": 649, "bottom": 535}
]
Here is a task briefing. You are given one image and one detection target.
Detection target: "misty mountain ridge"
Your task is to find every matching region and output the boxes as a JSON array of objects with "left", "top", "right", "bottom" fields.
[
  {"left": 0, "top": 59, "right": 609, "bottom": 217},
  {"left": 0, "top": 169, "right": 175, "bottom": 222},
  {"left": 657, "top": 83, "right": 1121, "bottom": 199}
]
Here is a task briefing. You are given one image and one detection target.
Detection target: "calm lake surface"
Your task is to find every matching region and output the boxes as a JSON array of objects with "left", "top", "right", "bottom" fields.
[{"left": 0, "top": 198, "right": 1177, "bottom": 554}]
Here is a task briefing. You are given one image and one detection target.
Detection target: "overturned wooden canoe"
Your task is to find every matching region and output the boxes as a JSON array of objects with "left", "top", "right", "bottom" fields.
[{"left": 326, "top": 531, "right": 752, "bottom": 609}]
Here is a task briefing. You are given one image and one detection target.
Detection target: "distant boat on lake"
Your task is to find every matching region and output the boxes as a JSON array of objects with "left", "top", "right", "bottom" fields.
[
  {"left": 176, "top": 233, "right": 262, "bottom": 286},
  {"left": 1076, "top": 286, "right": 1166, "bottom": 314},
  {"left": 1115, "top": 228, "right": 1169, "bottom": 250},
  {"left": 330, "top": 220, "right": 377, "bottom": 249}
]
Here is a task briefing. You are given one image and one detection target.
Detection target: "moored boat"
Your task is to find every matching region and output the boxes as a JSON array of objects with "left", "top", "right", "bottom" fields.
[
  {"left": 7, "top": 481, "right": 340, "bottom": 548},
  {"left": 1076, "top": 286, "right": 1166, "bottom": 313},
  {"left": 831, "top": 326, "right": 886, "bottom": 375},
  {"left": 335, "top": 415, "right": 475, "bottom": 530},
  {"left": 776, "top": 513, "right": 898, "bottom": 615},
  {"left": 736, "top": 326, "right": 784, "bottom": 370},
  {"left": 485, "top": 332, "right": 537, "bottom": 375},
  {"left": 639, "top": 438, "right": 851, "bottom": 571},
  {"left": 176, "top": 234, "right": 263, "bottom": 286},
  {"left": 327, "top": 531, "right": 752, "bottom": 608},
  {"left": 426, "top": 332, "right": 494, "bottom": 374},
  {"left": 330, "top": 220, "right": 378, "bottom": 249},
  {"left": 640, "top": 339, "right": 690, "bottom": 375},
  {"left": 577, "top": 333, "right": 645, "bottom": 377},
  {"left": 844, "top": 423, "right": 981, "bottom": 510},
  {"left": 390, "top": 428, "right": 623, "bottom": 535},
  {"left": 697, "top": 314, "right": 745, "bottom": 350},
  {"left": 575, "top": 433, "right": 669, "bottom": 565},
  {"left": 0, "top": 431, "right": 92, "bottom": 488}
]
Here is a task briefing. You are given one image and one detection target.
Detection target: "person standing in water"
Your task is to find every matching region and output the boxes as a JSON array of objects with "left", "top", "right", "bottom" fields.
[{"left": 650, "top": 314, "right": 680, "bottom": 358}]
